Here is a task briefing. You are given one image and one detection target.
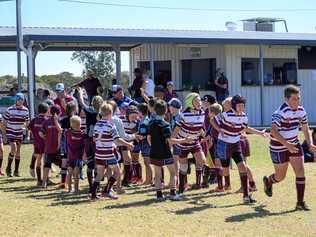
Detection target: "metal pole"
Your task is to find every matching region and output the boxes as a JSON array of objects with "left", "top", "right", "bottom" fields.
[
  {"left": 114, "top": 44, "right": 121, "bottom": 85},
  {"left": 16, "top": 0, "right": 22, "bottom": 91},
  {"left": 27, "top": 41, "right": 35, "bottom": 119},
  {"left": 149, "top": 44, "right": 155, "bottom": 82},
  {"left": 259, "top": 45, "right": 264, "bottom": 126}
]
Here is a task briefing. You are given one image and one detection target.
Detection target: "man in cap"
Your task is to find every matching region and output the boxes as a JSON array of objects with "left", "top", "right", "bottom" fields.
[
  {"left": 130, "top": 68, "right": 144, "bottom": 103},
  {"left": 53, "top": 83, "right": 76, "bottom": 119}
]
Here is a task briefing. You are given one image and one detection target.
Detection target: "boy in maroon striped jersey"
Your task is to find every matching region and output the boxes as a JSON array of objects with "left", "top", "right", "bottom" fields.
[
  {"left": 212, "top": 95, "right": 267, "bottom": 204},
  {"left": 28, "top": 103, "right": 49, "bottom": 186},
  {"left": 172, "top": 93, "right": 206, "bottom": 194},
  {"left": 0, "top": 114, "right": 4, "bottom": 176},
  {"left": 91, "top": 102, "right": 134, "bottom": 200},
  {"left": 263, "top": 85, "right": 316, "bottom": 211},
  {"left": 3, "top": 93, "right": 30, "bottom": 177},
  {"left": 65, "top": 115, "right": 86, "bottom": 193}
]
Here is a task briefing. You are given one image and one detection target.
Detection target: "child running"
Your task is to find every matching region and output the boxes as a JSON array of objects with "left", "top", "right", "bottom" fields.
[
  {"left": 212, "top": 95, "right": 267, "bottom": 204},
  {"left": 263, "top": 85, "right": 316, "bottom": 211}
]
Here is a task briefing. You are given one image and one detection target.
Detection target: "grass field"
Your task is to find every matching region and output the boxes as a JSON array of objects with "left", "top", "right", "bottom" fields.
[{"left": 0, "top": 135, "right": 316, "bottom": 237}]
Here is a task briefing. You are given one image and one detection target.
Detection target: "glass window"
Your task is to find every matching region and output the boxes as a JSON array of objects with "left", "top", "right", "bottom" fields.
[
  {"left": 181, "top": 58, "right": 216, "bottom": 90},
  {"left": 241, "top": 58, "right": 297, "bottom": 86}
]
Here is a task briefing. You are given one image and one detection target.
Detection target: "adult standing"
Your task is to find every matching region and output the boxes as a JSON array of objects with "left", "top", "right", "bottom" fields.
[
  {"left": 53, "top": 83, "right": 76, "bottom": 119},
  {"left": 130, "top": 68, "right": 144, "bottom": 103},
  {"left": 143, "top": 70, "right": 155, "bottom": 98},
  {"left": 73, "top": 70, "right": 103, "bottom": 104},
  {"left": 214, "top": 69, "right": 229, "bottom": 103}
]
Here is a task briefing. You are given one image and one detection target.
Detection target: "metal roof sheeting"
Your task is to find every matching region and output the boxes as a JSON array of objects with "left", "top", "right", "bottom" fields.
[{"left": 1, "top": 26, "right": 316, "bottom": 47}]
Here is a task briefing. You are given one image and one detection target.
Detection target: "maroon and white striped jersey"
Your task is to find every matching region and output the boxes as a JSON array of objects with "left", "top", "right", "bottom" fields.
[
  {"left": 80, "top": 116, "right": 86, "bottom": 134},
  {"left": 121, "top": 116, "right": 139, "bottom": 142},
  {"left": 270, "top": 102, "right": 307, "bottom": 152},
  {"left": 93, "top": 119, "right": 119, "bottom": 160},
  {"left": 215, "top": 109, "right": 248, "bottom": 144},
  {"left": 3, "top": 105, "right": 29, "bottom": 140},
  {"left": 175, "top": 109, "right": 205, "bottom": 149}
]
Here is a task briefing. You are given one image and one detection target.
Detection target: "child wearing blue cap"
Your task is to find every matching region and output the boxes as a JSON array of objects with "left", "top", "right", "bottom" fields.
[{"left": 3, "top": 93, "right": 29, "bottom": 177}]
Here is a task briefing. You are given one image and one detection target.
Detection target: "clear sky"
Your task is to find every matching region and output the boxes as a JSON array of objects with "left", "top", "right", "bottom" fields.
[{"left": 0, "top": 0, "right": 315, "bottom": 76}]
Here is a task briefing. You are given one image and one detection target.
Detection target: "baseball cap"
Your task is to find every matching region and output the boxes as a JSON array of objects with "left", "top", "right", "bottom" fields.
[
  {"left": 55, "top": 83, "right": 65, "bottom": 92},
  {"left": 166, "top": 81, "right": 174, "bottom": 87},
  {"left": 16, "top": 92, "right": 25, "bottom": 101},
  {"left": 168, "top": 98, "right": 182, "bottom": 109},
  {"left": 202, "top": 95, "right": 216, "bottom": 104},
  {"left": 112, "top": 85, "right": 123, "bottom": 93}
]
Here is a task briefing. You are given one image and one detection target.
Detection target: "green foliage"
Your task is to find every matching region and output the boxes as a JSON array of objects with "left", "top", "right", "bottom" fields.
[{"left": 71, "top": 51, "right": 115, "bottom": 90}]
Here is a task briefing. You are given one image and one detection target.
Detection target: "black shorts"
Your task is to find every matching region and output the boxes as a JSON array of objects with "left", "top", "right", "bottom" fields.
[
  {"left": 150, "top": 157, "right": 174, "bottom": 167},
  {"left": 44, "top": 153, "right": 61, "bottom": 168}
]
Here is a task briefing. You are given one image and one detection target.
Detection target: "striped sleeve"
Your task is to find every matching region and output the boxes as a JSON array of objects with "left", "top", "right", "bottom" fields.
[
  {"left": 242, "top": 116, "right": 248, "bottom": 128},
  {"left": 214, "top": 114, "right": 222, "bottom": 126},
  {"left": 175, "top": 114, "right": 184, "bottom": 127},
  {"left": 301, "top": 110, "right": 308, "bottom": 124},
  {"left": 3, "top": 109, "right": 10, "bottom": 121},
  {"left": 271, "top": 111, "right": 282, "bottom": 127}
]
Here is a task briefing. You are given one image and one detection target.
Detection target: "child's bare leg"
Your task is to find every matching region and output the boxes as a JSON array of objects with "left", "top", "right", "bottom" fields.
[
  {"left": 67, "top": 167, "right": 73, "bottom": 192},
  {"left": 154, "top": 165, "right": 163, "bottom": 199},
  {"left": 143, "top": 156, "right": 152, "bottom": 184},
  {"left": 74, "top": 167, "right": 80, "bottom": 193},
  {"left": 91, "top": 165, "right": 105, "bottom": 198},
  {"left": 35, "top": 154, "right": 43, "bottom": 184},
  {"left": 132, "top": 152, "right": 142, "bottom": 182}
]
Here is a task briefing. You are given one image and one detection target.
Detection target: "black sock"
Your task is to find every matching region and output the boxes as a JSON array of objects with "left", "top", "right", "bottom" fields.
[
  {"left": 91, "top": 181, "right": 100, "bottom": 198},
  {"left": 87, "top": 169, "right": 93, "bottom": 191},
  {"left": 29, "top": 154, "right": 36, "bottom": 169},
  {"left": 0, "top": 156, "right": 3, "bottom": 169},
  {"left": 36, "top": 167, "right": 42, "bottom": 182},
  {"left": 170, "top": 189, "right": 176, "bottom": 196},
  {"left": 14, "top": 158, "right": 20, "bottom": 173},
  {"left": 156, "top": 190, "right": 163, "bottom": 198},
  {"left": 7, "top": 153, "right": 14, "bottom": 170},
  {"left": 105, "top": 176, "right": 116, "bottom": 194}
]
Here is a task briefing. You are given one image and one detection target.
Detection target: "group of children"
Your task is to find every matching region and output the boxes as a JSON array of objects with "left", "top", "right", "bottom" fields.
[{"left": 0, "top": 84, "right": 315, "bottom": 209}]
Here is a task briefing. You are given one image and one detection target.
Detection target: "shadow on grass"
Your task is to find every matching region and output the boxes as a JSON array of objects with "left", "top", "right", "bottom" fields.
[
  {"left": 225, "top": 204, "right": 297, "bottom": 222},
  {"left": 0, "top": 177, "right": 35, "bottom": 184}
]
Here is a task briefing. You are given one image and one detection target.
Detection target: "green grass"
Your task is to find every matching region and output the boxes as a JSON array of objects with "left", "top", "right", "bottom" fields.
[{"left": 1, "top": 135, "right": 316, "bottom": 237}]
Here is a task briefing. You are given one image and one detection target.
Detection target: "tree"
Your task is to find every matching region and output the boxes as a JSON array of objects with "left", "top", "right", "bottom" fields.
[{"left": 71, "top": 51, "right": 115, "bottom": 90}]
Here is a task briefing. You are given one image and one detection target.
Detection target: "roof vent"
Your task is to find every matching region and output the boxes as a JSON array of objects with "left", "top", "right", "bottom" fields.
[
  {"left": 225, "top": 21, "right": 237, "bottom": 31},
  {"left": 241, "top": 17, "right": 288, "bottom": 32}
]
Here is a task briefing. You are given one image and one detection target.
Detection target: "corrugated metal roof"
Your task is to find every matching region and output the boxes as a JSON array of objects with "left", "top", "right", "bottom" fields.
[{"left": 1, "top": 26, "right": 316, "bottom": 46}]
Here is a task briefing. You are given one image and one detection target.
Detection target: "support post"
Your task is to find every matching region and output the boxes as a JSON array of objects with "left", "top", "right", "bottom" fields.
[
  {"left": 113, "top": 44, "right": 121, "bottom": 85},
  {"left": 259, "top": 45, "right": 264, "bottom": 126},
  {"left": 149, "top": 44, "right": 155, "bottom": 81},
  {"left": 27, "top": 41, "right": 35, "bottom": 119},
  {"left": 16, "top": 0, "right": 22, "bottom": 91}
]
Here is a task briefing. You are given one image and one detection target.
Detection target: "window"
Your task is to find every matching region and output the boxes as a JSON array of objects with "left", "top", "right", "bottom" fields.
[
  {"left": 241, "top": 58, "right": 297, "bottom": 86},
  {"left": 181, "top": 58, "right": 216, "bottom": 90},
  {"left": 137, "top": 60, "right": 172, "bottom": 87},
  {"left": 298, "top": 47, "right": 316, "bottom": 69}
]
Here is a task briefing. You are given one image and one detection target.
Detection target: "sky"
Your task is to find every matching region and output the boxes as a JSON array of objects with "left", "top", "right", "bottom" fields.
[{"left": 0, "top": 0, "right": 315, "bottom": 76}]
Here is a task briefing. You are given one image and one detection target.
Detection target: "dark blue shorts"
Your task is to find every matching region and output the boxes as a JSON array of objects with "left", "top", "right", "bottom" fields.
[
  {"left": 173, "top": 145, "right": 181, "bottom": 156},
  {"left": 140, "top": 141, "right": 151, "bottom": 157},
  {"left": 68, "top": 159, "right": 84, "bottom": 169},
  {"left": 95, "top": 158, "right": 118, "bottom": 166}
]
